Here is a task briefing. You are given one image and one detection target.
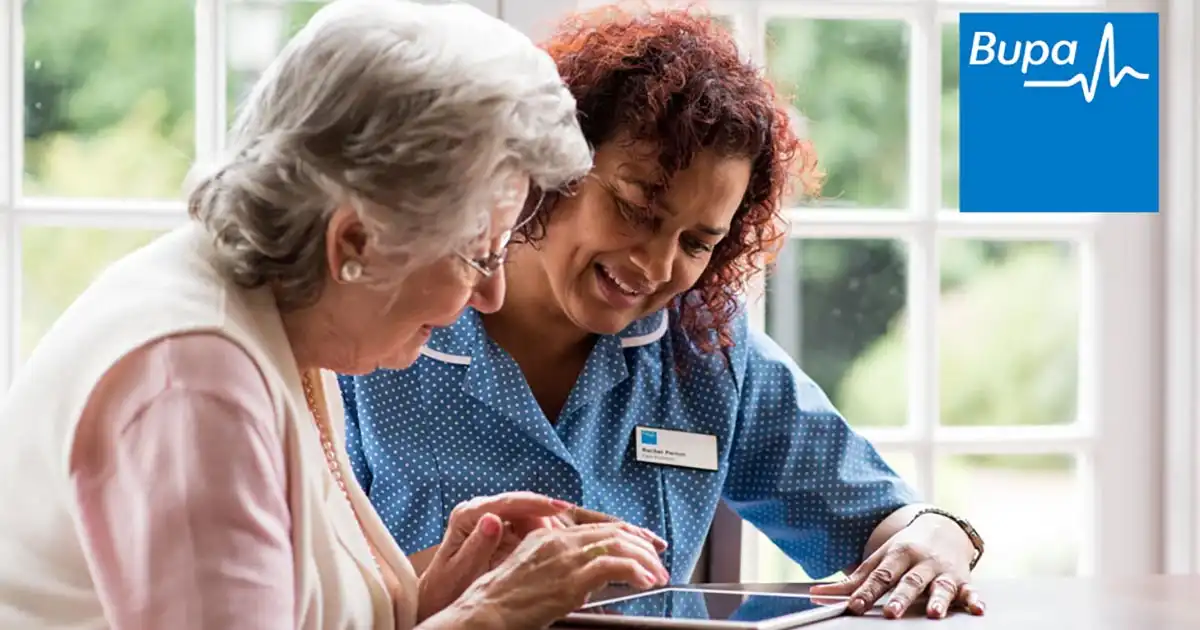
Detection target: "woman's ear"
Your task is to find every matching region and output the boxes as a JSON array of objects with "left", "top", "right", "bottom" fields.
[{"left": 325, "top": 205, "right": 369, "bottom": 283}]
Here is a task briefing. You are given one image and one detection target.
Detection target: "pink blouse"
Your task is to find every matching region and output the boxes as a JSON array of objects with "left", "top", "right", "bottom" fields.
[{"left": 69, "top": 333, "right": 294, "bottom": 629}]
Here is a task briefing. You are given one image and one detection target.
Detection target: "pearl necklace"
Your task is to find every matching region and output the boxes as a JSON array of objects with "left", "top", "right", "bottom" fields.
[{"left": 301, "top": 372, "right": 381, "bottom": 570}]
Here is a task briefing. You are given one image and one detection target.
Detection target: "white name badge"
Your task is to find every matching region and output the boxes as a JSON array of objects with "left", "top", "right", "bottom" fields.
[{"left": 633, "top": 426, "right": 719, "bottom": 471}]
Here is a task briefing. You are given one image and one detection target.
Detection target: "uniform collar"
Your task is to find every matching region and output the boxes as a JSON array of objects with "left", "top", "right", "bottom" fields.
[
  {"left": 416, "top": 308, "right": 669, "bottom": 469},
  {"left": 419, "top": 308, "right": 669, "bottom": 366}
]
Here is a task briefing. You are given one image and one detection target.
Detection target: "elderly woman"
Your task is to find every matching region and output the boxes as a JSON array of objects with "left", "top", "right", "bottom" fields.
[
  {"left": 0, "top": 1, "right": 671, "bottom": 629},
  {"left": 340, "top": 4, "right": 987, "bottom": 623}
]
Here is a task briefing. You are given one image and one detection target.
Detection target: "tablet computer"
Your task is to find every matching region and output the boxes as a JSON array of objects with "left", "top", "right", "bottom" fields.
[{"left": 557, "top": 587, "right": 850, "bottom": 629}]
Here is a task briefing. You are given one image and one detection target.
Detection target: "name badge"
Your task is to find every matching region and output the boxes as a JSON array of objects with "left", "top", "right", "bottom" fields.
[{"left": 633, "top": 426, "right": 718, "bottom": 471}]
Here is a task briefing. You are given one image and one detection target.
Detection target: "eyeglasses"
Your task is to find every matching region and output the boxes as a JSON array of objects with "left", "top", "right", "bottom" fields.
[
  {"left": 456, "top": 177, "right": 540, "bottom": 280},
  {"left": 457, "top": 229, "right": 513, "bottom": 279}
]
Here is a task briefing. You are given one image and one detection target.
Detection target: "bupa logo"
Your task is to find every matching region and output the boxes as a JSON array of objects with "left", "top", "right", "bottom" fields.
[
  {"left": 640, "top": 430, "right": 658, "bottom": 446},
  {"left": 958, "top": 13, "right": 1158, "bottom": 213},
  {"left": 968, "top": 23, "right": 1150, "bottom": 103}
]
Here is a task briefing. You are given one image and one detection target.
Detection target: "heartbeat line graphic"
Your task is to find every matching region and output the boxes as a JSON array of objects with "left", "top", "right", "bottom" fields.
[{"left": 1022, "top": 22, "right": 1150, "bottom": 103}]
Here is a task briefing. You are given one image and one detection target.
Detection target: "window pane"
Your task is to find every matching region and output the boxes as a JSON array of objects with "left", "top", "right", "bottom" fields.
[
  {"left": 23, "top": 0, "right": 195, "bottom": 198},
  {"left": 935, "top": 453, "right": 1082, "bottom": 577},
  {"left": 939, "top": 240, "right": 1079, "bottom": 426},
  {"left": 765, "top": 19, "right": 909, "bottom": 210},
  {"left": 742, "top": 449, "right": 918, "bottom": 583},
  {"left": 941, "top": 22, "right": 959, "bottom": 209},
  {"left": 21, "top": 227, "right": 166, "bottom": 360},
  {"left": 227, "top": 1, "right": 326, "bottom": 124},
  {"left": 767, "top": 239, "right": 908, "bottom": 428}
]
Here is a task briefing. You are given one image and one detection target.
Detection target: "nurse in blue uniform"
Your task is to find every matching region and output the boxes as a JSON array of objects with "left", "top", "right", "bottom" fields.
[{"left": 340, "top": 5, "right": 987, "bottom": 621}]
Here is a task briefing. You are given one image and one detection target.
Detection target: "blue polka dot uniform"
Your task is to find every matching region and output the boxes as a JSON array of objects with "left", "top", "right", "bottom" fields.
[{"left": 338, "top": 306, "right": 920, "bottom": 582}]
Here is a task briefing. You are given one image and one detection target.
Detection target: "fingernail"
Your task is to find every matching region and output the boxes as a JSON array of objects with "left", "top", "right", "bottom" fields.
[
  {"left": 480, "top": 515, "right": 501, "bottom": 536},
  {"left": 849, "top": 597, "right": 866, "bottom": 614},
  {"left": 551, "top": 499, "right": 573, "bottom": 509},
  {"left": 639, "top": 568, "right": 657, "bottom": 588},
  {"left": 929, "top": 604, "right": 945, "bottom": 619},
  {"left": 886, "top": 602, "right": 902, "bottom": 617},
  {"left": 971, "top": 602, "right": 986, "bottom": 615}
]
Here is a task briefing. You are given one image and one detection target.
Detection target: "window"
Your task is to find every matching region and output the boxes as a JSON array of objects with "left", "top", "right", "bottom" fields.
[
  {"left": 0, "top": 0, "right": 1187, "bottom": 579},
  {"left": 696, "top": 0, "right": 1171, "bottom": 580}
]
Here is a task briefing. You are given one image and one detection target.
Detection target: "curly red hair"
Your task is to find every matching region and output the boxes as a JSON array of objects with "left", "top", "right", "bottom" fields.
[{"left": 527, "top": 3, "right": 822, "bottom": 355}]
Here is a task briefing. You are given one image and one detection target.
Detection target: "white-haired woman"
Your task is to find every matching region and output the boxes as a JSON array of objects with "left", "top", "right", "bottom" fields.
[{"left": 0, "top": 1, "right": 669, "bottom": 629}]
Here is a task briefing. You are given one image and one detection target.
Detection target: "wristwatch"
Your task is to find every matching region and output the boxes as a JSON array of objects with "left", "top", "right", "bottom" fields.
[{"left": 907, "top": 507, "right": 985, "bottom": 571}]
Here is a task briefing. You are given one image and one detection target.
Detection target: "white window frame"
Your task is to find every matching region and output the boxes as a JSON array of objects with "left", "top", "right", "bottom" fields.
[
  {"left": 0, "top": 0, "right": 1188, "bottom": 578},
  {"left": 1163, "top": 0, "right": 1200, "bottom": 575}
]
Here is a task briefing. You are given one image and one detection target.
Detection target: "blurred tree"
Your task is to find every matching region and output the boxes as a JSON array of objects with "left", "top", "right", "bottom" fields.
[
  {"left": 764, "top": 19, "right": 915, "bottom": 409},
  {"left": 767, "top": 239, "right": 908, "bottom": 410},
  {"left": 766, "top": 18, "right": 910, "bottom": 209},
  {"left": 837, "top": 245, "right": 1078, "bottom": 465},
  {"left": 19, "top": 0, "right": 193, "bottom": 355},
  {"left": 22, "top": 0, "right": 194, "bottom": 141},
  {"left": 25, "top": 93, "right": 193, "bottom": 198},
  {"left": 23, "top": 0, "right": 194, "bottom": 199}
]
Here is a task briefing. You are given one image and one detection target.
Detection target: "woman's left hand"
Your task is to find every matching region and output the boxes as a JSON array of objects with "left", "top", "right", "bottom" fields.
[
  {"left": 809, "top": 514, "right": 986, "bottom": 620},
  {"left": 417, "top": 492, "right": 574, "bottom": 622},
  {"left": 503, "top": 503, "right": 667, "bottom": 557}
]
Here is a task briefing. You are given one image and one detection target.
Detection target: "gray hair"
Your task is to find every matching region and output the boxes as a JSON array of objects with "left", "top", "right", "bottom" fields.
[{"left": 188, "top": 0, "right": 592, "bottom": 309}]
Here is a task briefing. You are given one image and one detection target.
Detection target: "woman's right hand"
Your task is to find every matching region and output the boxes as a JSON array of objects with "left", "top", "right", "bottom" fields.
[{"left": 438, "top": 523, "right": 671, "bottom": 630}]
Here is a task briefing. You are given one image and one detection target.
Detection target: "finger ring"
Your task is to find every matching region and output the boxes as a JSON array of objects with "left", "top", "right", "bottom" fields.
[{"left": 583, "top": 542, "right": 608, "bottom": 559}]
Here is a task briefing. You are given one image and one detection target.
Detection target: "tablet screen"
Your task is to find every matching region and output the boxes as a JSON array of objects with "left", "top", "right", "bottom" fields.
[{"left": 578, "top": 588, "right": 844, "bottom": 622}]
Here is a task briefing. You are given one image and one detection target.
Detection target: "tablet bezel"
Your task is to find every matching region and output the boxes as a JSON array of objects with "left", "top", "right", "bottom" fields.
[{"left": 557, "top": 587, "right": 851, "bottom": 630}]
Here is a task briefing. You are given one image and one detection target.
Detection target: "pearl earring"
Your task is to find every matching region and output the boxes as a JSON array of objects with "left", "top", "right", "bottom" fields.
[{"left": 339, "top": 260, "right": 364, "bottom": 283}]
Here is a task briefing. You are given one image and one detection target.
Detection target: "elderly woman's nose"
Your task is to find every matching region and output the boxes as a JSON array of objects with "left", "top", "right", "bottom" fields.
[{"left": 469, "top": 272, "right": 506, "bottom": 314}]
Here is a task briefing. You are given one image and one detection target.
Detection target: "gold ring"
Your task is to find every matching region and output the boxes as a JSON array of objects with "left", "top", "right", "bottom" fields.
[{"left": 583, "top": 542, "right": 609, "bottom": 559}]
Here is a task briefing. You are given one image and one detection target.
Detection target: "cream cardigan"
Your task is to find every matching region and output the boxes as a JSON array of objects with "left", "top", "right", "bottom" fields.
[{"left": 0, "top": 223, "right": 418, "bottom": 629}]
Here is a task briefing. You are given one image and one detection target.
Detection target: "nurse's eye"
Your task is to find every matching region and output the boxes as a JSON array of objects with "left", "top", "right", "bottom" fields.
[{"left": 681, "top": 236, "right": 715, "bottom": 257}]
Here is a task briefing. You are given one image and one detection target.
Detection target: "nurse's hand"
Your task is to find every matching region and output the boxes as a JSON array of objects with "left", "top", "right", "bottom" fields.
[
  {"left": 809, "top": 513, "right": 985, "bottom": 620},
  {"left": 416, "top": 491, "right": 576, "bottom": 622},
  {"left": 432, "top": 524, "right": 671, "bottom": 630}
]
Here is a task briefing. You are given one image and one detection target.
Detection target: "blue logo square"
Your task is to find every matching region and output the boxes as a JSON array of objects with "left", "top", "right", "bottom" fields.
[
  {"left": 959, "top": 12, "right": 1159, "bottom": 213},
  {"left": 641, "top": 430, "right": 658, "bottom": 446}
]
